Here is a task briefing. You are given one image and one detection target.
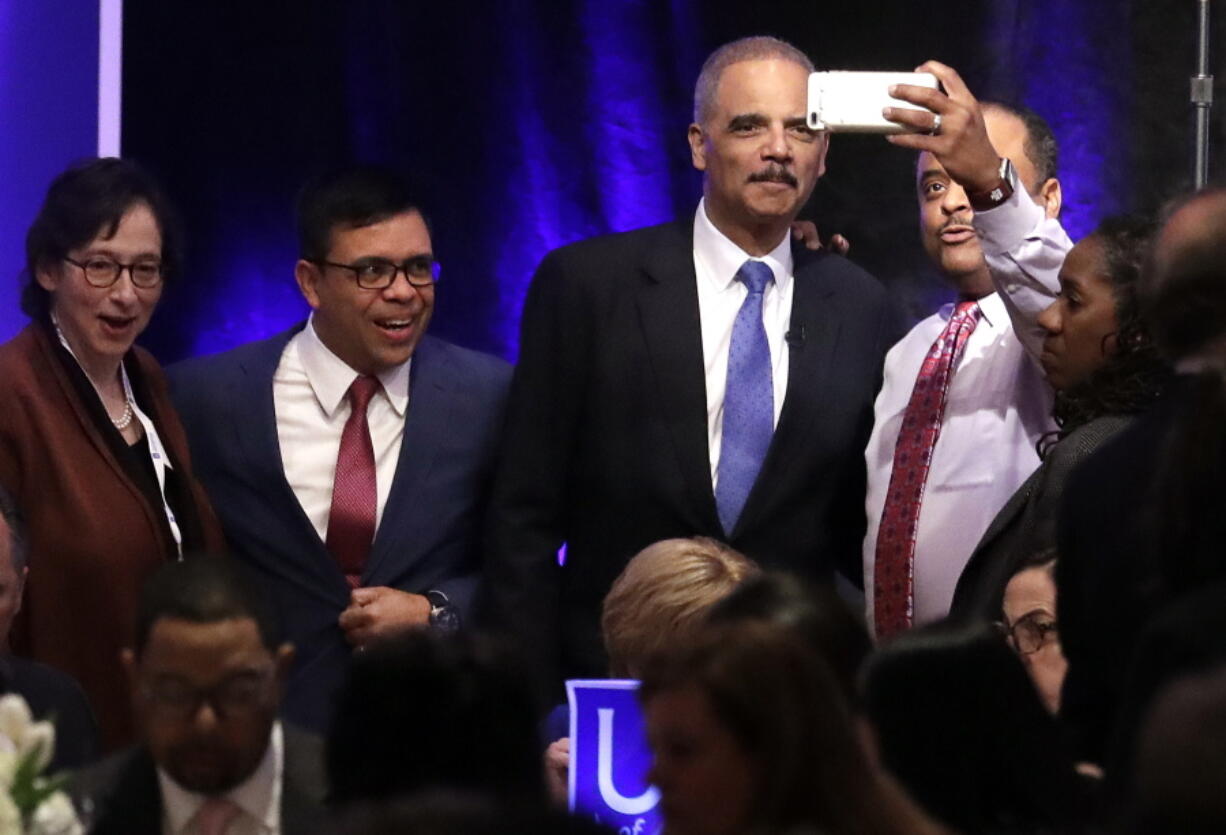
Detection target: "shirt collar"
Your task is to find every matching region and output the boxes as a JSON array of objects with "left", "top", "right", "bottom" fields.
[
  {"left": 158, "top": 721, "right": 283, "bottom": 834},
  {"left": 939, "top": 290, "right": 1005, "bottom": 329},
  {"left": 692, "top": 198, "right": 794, "bottom": 293},
  {"left": 299, "top": 316, "right": 410, "bottom": 418}
]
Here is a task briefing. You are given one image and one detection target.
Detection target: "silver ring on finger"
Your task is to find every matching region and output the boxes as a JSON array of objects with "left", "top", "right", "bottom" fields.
[{"left": 929, "top": 113, "right": 942, "bottom": 135}]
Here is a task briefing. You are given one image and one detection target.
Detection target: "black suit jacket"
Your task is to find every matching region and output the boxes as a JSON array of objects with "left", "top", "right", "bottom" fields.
[
  {"left": 484, "top": 219, "right": 896, "bottom": 694},
  {"left": 169, "top": 328, "right": 511, "bottom": 731},
  {"left": 950, "top": 414, "right": 1133, "bottom": 623},
  {"left": 0, "top": 655, "right": 97, "bottom": 771},
  {"left": 72, "top": 724, "right": 326, "bottom": 835}
]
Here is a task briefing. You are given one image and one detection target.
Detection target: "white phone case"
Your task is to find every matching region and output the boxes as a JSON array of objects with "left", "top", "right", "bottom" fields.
[{"left": 807, "top": 71, "right": 940, "bottom": 134}]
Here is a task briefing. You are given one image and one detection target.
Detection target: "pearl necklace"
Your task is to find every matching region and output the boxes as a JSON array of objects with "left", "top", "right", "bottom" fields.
[
  {"left": 50, "top": 313, "right": 136, "bottom": 430},
  {"left": 110, "top": 397, "right": 135, "bottom": 430}
]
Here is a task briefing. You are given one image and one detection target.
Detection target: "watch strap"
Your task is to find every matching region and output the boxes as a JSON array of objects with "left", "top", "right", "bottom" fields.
[{"left": 968, "top": 157, "right": 1015, "bottom": 212}]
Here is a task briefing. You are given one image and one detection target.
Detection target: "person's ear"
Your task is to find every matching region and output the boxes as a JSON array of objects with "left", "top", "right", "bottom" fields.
[
  {"left": 273, "top": 642, "right": 295, "bottom": 689},
  {"left": 815, "top": 131, "right": 831, "bottom": 179},
  {"left": 35, "top": 262, "right": 61, "bottom": 293},
  {"left": 121, "top": 648, "right": 137, "bottom": 690},
  {"left": 294, "top": 260, "right": 324, "bottom": 310},
  {"left": 688, "top": 123, "right": 708, "bottom": 172},
  {"left": 1038, "top": 177, "right": 1062, "bottom": 219}
]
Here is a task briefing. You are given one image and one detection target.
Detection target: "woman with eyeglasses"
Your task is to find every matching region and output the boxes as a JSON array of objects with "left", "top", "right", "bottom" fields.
[
  {"left": 951, "top": 215, "right": 1171, "bottom": 623},
  {"left": 0, "top": 158, "right": 224, "bottom": 750},
  {"left": 999, "top": 549, "right": 1066, "bottom": 714}
]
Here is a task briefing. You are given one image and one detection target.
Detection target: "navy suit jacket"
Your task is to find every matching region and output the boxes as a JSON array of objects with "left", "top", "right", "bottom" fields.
[
  {"left": 169, "top": 327, "right": 511, "bottom": 731},
  {"left": 485, "top": 219, "right": 897, "bottom": 696}
]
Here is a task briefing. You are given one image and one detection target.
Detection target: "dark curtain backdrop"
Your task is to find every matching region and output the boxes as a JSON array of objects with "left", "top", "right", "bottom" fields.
[{"left": 122, "top": 0, "right": 1222, "bottom": 364}]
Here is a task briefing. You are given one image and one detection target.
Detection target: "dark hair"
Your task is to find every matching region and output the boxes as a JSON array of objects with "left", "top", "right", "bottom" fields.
[
  {"left": 134, "top": 557, "right": 281, "bottom": 655},
  {"left": 1047, "top": 214, "right": 1171, "bottom": 440},
  {"left": 705, "top": 571, "right": 871, "bottom": 707},
  {"left": 1014, "top": 546, "right": 1057, "bottom": 573},
  {"left": 862, "top": 621, "right": 1086, "bottom": 833},
  {"left": 21, "top": 157, "right": 180, "bottom": 319},
  {"left": 296, "top": 165, "right": 428, "bottom": 263},
  {"left": 641, "top": 622, "right": 941, "bottom": 835},
  {"left": 0, "top": 484, "right": 27, "bottom": 572},
  {"left": 327, "top": 630, "right": 543, "bottom": 808},
  {"left": 982, "top": 101, "right": 1059, "bottom": 187}
]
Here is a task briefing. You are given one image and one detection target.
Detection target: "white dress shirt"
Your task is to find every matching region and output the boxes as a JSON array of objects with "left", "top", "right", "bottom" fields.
[
  {"left": 693, "top": 199, "right": 793, "bottom": 486},
  {"left": 863, "top": 176, "right": 1072, "bottom": 630},
  {"left": 159, "top": 722, "right": 283, "bottom": 835},
  {"left": 274, "top": 318, "right": 411, "bottom": 542}
]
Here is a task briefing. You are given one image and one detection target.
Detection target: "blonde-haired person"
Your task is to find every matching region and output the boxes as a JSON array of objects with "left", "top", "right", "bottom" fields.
[{"left": 544, "top": 537, "right": 757, "bottom": 804}]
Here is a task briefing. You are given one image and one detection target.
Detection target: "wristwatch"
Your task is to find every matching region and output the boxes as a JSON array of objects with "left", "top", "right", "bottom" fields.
[
  {"left": 424, "top": 590, "right": 461, "bottom": 633},
  {"left": 968, "top": 157, "right": 1015, "bottom": 211}
]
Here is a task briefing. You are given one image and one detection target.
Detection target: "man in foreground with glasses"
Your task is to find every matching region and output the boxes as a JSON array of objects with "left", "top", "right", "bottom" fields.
[
  {"left": 75, "top": 558, "right": 326, "bottom": 833},
  {"left": 169, "top": 166, "right": 511, "bottom": 733}
]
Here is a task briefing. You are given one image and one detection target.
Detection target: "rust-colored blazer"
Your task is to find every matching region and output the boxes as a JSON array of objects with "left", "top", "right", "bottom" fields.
[{"left": 0, "top": 323, "right": 224, "bottom": 750}]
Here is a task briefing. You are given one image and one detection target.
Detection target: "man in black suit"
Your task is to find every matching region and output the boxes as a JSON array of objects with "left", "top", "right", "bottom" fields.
[
  {"left": 0, "top": 485, "right": 97, "bottom": 770},
  {"left": 485, "top": 36, "right": 896, "bottom": 696},
  {"left": 73, "top": 559, "right": 326, "bottom": 834}
]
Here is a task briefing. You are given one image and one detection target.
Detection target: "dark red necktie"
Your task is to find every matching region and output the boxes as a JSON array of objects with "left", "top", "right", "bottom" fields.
[
  {"left": 326, "top": 375, "right": 380, "bottom": 589},
  {"left": 874, "top": 300, "right": 981, "bottom": 639}
]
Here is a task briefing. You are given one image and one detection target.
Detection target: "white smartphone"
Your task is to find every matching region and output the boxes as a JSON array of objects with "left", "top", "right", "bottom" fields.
[{"left": 807, "top": 71, "right": 940, "bottom": 134}]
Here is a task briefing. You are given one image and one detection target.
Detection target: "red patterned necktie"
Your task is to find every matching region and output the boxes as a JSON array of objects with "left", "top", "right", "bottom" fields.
[
  {"left": 326, "top": 375, "right": 381, "bottom": 589},
  {"left": 874, "top": 300, "right": 981, "bottom": 639}
]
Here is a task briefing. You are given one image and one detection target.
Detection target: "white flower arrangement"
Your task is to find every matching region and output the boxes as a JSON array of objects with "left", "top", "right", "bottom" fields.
[{"left": 0, "top": 694, "right": 81, "bottom": 835}]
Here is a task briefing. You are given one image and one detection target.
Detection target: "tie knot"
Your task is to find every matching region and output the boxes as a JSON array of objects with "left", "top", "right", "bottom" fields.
[
  {"left": 953, "top": 299, "right": 980, "bottom": 321},
  {"left": 737, "top": 260, "right": 773, "bottom": 296},
  {"left": 348, "top": 375, "right": 381, "bottom": 413}
]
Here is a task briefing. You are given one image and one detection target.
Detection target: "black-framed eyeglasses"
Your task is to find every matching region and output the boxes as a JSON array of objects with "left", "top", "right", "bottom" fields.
[
  {"left": 139, "top": 668, "right": 275, "bottom": 720},
  {"left": 998, "top": 611, "right": 1059, "bottom": 656},
  {"left": 63, "top": 256, "right": 164, "bottom": 289},
  {"left": 315, "top": 256, "right": 440, "bottom": 289}
]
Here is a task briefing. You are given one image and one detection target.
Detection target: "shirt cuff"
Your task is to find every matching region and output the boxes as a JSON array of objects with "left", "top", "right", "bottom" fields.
[{"left": 971, "top": 165, "right": 1044, "bottom": 257}]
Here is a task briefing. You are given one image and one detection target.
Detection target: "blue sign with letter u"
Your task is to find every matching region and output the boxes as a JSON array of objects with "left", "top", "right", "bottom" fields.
[{"left": 567, "top": 680, "right": 662, "bottom": 834}]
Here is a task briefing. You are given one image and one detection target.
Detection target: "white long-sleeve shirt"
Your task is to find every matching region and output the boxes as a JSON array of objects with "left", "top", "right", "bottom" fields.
[{"left": 863, "top": 172, "right": 1073, "bottom": 630}]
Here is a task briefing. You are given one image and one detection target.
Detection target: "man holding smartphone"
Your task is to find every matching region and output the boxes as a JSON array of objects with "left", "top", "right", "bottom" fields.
[
  {"left": 864, "top": 61, "right": 1072, "bottom": 638},
  {"left": 486, "top": 36, "right": 896, "bottom": 700}
]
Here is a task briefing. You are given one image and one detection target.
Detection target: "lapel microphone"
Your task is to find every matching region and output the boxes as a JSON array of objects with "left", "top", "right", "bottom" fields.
[{"left": 785, "top": 325, "right": 807, "bottom": 348}]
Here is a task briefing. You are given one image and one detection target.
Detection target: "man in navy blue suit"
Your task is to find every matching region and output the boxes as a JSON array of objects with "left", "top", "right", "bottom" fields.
[
  {"left": 170, "top": 167, "right": 511, "bottom": 732},
  {"left": 485, "top": 36, "right": 897, "bottom": 699}
]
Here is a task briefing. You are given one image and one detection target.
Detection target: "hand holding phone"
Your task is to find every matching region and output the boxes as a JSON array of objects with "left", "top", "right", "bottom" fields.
[{"left": 884, "top": 60, "right": 1004, "bottom": 196}]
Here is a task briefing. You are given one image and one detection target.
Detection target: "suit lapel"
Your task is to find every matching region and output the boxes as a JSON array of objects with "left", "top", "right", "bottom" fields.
[
  {"left": 733, "top": 247, "right": 842, "bottom": 536},
  {"left": 234, "top": 327, "right": 345, "bottom": 589},
  {"left": 88, "top": 749, "right": 162, "bottom": 835},
  {"left": 636, "top": 222, "right": 722, "bottom": 532},
  {"left": 364, "top": 337, "right": 452, "bottom": 582},
  {"left": 970, "top": 468, "right": 1038, "bottom": 565}
]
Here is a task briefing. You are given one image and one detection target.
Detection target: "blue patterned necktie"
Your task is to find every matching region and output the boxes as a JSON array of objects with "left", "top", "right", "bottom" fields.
[{"left": 716, "top": 259, "right": 775, "bottom": 535}]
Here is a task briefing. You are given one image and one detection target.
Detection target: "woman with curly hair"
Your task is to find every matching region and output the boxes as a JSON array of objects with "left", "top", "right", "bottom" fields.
[{"left": 951, "top": 215, "right": 1171, "bottom": 622}]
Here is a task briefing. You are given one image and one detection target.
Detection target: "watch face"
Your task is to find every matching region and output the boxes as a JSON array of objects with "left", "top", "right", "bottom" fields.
[{"left": 430, "top": 604, "right": 462, "bottom": 633}]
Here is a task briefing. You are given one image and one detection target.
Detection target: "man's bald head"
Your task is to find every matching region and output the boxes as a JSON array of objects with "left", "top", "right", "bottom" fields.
[{"left": 1141, "top": 188, "right": 1226, "bottom": 362}]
